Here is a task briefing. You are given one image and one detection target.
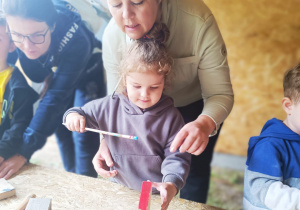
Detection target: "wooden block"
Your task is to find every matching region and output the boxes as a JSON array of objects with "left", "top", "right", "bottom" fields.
[
  {"left": 0, "top": 178, "right": 16, "bottom": 200},
  {"left": 138, "top": 181, "right": 152, "bottom": 210},
  {"left": 16, "top": 194, "right": 36, "bottom": 210},
  {"left": 25, "top": 198, "right": 52, "bottom": 210}
]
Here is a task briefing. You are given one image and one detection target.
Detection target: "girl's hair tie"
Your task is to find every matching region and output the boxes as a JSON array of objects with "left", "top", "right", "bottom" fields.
[{"left": 143, "top": 34, "right": 151, "bottom": 40}]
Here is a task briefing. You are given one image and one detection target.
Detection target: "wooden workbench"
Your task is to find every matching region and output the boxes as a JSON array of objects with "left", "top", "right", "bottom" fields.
[{"left": 0, "top": 164, "right": 222, "bottom": 210}]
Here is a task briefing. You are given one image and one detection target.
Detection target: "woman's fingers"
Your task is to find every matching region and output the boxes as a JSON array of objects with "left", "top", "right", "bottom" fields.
[
  {"left": 170, "top": 129, "right": 188, "bottom": 153},
  {"left": 170, "top": 120, "right": 211, "bottom": 155},
  {"left": 92, "top": 139, "right": 117, "bottom": 178}
]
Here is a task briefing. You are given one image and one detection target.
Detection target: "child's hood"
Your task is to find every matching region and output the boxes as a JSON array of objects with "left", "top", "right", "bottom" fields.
[
  {"left": 118, "top": 93, "right": 175, "bottom": 116},
  {"left": 247, "top": 118, "right": 300, "bottom": 159}
]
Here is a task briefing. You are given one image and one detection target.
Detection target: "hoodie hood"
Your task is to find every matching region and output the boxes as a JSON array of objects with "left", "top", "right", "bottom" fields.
[
  {"left": 247, "top": 118, "right": 300, "bottom": 162},
  {"left": 118, "top": 93, "right": 175, "bottom": 116}
]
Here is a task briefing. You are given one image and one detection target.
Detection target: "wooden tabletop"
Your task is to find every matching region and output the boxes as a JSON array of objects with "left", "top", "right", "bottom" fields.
[{"left": 0, "top": 164, "right": 222, "bottom": 210}]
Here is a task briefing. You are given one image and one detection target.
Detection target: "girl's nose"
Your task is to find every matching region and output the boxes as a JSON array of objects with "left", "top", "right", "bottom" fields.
[{"left": 140, "top": 88, "right": 149, "bottom": 97}]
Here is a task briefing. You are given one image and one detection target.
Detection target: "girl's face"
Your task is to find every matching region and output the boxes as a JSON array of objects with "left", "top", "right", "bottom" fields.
[
  {"left": 126, "top": 71, "right": 164, "bottom": 109},
  {"left": 107, "top": 0, "right": 161, "bottom": 40},
  {"left": 6, "top": 16, "right": 52, "bottom": 60}
]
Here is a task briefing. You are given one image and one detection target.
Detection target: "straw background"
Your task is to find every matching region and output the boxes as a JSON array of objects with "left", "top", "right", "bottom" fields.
[{"left": 203, "top": 0, "right": 300, "bottom": 156}]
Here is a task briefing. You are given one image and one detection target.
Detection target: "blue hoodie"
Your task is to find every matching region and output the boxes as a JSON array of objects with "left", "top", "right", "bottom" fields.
[{"left": 244, "top": 118, "right": 300, "bottom": 210}]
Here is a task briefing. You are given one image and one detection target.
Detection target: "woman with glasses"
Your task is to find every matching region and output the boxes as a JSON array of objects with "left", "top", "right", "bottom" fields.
[{"left": 2, "top": 0, "right": 106, "bottom": 177}]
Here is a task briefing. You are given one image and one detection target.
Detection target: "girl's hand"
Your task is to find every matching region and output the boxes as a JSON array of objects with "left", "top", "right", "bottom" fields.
[
  {"left": 152, "top": 182, "right": 177, "bottom": 210},
  {"left": 170, "top": 115, "right": 215, "bottom": 155},
  {"left": 0, "top": 155, "right": 27, "bottom": 179},
  {"left": 65, "top": 112, "right": 86, "bottom": 133},
  {"left": 0, "top": 156, "right": 4, "bottom": 164}
]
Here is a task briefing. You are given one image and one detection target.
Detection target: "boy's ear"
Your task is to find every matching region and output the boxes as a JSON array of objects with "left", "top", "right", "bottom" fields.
[
  {"left": 8, "top": 41, "right": 16, "bottom": 53},
  {"left": 282, "top": 97, "right": 293, "bottom": 115}
]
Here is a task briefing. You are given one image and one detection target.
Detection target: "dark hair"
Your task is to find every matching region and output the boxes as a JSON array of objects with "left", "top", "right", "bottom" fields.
[
  {"left": 283, "top": 63, "right": 300, "bottom": 103},
  {"left": 118, "top": 22, "right": 173, "bottom": 93},
  {"left": 2, "top": 0, "right": 57, "bottom": 98},
  {"left": 2, "top": 0, "right": 57, "bottom": 28},
  {"left": 0, "top": 10, "right": 6, "bottom": 26}
]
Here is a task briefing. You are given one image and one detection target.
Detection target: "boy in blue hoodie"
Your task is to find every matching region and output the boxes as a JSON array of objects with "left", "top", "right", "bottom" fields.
[
  {"left": 244, "top": 63, "right": 300, "bottom": 210},
  {"left": 0, "top": 13, "right": 38, "bottom": 179}
]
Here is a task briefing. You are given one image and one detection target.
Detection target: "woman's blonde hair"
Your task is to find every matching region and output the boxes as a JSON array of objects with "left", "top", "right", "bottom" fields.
[{"left": 117, "top": 22, "right": 173, "bottom": 94}]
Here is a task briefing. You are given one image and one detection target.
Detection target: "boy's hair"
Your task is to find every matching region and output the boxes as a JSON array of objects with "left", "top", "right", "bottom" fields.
[
  {"left": 118, "top": 22, "right": 173, "bottom": 93},
  {"left": 2, "top": 0, "right": 57, "bottom": 29},
  {"left": 283, "top": 63, "right": 300, "bottom": 103}
]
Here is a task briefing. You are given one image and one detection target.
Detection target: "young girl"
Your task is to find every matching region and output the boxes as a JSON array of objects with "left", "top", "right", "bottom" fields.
[
  {"left": 63, "top": 23, "right": 191, "bottom": 210},
  {"left": 2, "top": 0, "right": 106, "bottom": 177}
]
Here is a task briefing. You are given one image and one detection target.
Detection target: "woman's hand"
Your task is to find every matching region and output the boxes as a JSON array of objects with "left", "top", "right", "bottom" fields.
[
  {"left": 152, "top": 182, "right": 177, "bottom": 210},
  {"left": 0, "top": 156, "right": 4, "bottom": 164},
  {"left": 170, "top": 115, "right": 216, "bottom": 155},
  {"left": 65, "top": 113, "right": 86, "bottom": 133},
  {"left": 0, "top": 155, "right": 27, "bottom": 179},
  {"left": 92, "top": 138, "right": 117, "bottom": 178}
]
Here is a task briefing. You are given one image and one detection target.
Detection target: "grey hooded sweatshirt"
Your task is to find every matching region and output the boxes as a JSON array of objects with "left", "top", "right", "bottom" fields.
[{"left": 63, "top": 93, "right": 191, "bottom": 192}]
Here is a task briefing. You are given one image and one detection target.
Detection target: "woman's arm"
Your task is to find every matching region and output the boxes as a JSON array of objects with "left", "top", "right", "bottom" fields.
[
  {"left": 171, "top": 15, "right": 234, "bottom": 155},
  {"left": 197, "top": 15, "right": 234, "bottom": 132}
]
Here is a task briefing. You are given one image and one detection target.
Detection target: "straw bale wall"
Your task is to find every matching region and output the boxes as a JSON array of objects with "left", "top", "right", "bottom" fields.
[{"left": 203, "top": 0, "right": 300, "bottom": 156}]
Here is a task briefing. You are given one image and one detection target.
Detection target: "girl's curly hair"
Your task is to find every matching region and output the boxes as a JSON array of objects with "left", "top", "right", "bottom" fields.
[{"left": 117, "top": 22, "right": 173, "bottom": 94}]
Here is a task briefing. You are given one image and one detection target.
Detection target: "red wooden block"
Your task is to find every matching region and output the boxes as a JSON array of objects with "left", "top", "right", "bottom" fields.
[{"left": 138, "top": 181, "right": 152, "bottom": 210}]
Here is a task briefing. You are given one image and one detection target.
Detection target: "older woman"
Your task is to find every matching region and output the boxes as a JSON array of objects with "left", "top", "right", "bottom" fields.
[
  {"left": 94, "top": 0, "right": 234, "bottom": 204},
  {"left": 2, "top": 0, "right": 106, "bottom": 177}
]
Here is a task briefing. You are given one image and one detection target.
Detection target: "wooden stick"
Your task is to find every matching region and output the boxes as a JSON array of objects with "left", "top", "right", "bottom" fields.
[
  {"left": 62, "top": 123, "right": 138, "bottom": 140},
  {"left": 15, "top": 194, "right": 36, "bottom": 210}
]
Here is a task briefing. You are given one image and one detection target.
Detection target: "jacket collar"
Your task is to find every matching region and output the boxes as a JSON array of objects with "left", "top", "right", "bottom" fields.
[{"left": 161, "top": 0, "right": 177, "bottom": 47}]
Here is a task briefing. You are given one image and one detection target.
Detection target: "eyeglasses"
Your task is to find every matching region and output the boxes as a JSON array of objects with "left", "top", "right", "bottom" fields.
[{"left": 7, "top": 27, "right": 50, "bottom": 44}]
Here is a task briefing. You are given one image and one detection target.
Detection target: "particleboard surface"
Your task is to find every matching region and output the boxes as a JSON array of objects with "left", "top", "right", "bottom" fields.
[
  {"left": 203, "top": 0, "right": 300, "bottom": 156},
  {"left": 0, "top": 164, "right": 222, "bottom": 210}
]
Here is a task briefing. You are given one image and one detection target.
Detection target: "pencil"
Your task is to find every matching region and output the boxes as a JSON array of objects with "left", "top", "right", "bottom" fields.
[{"left": 62, "top": 123, "right": 138, "bottom": 140}]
